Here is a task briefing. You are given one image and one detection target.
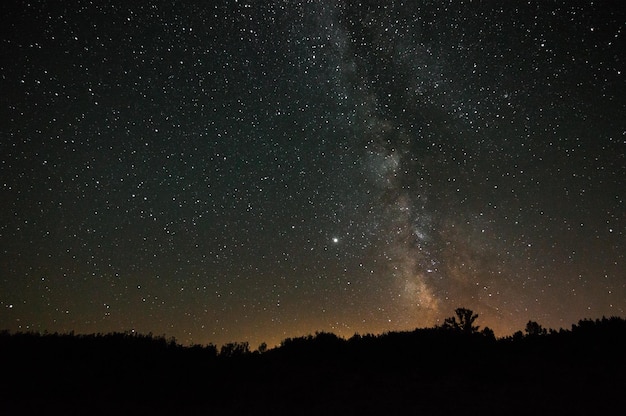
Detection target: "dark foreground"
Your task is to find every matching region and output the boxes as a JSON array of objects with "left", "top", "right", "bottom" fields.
[{"left": 2, "top": 318, "right": 625, "bottom": 415}]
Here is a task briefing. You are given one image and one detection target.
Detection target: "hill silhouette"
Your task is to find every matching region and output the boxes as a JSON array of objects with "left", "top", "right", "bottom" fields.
[{"left": 2, "top": 313, "right": 625, "bottom": 415}]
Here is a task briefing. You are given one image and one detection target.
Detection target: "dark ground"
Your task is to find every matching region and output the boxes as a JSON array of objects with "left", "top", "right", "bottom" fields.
[{"left": 2, "top": 318, "right": 625, "bottom": 415}]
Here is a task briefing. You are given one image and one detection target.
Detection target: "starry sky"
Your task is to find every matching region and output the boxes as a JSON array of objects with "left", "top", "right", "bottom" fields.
[{"left": 1, "top": 0, "right": 624, "bottom": 348}]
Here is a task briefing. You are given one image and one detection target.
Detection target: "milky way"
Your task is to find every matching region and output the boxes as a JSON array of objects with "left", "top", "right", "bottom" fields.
[{"left": 1, "top": 1, "right": 624, "bottom": 347}]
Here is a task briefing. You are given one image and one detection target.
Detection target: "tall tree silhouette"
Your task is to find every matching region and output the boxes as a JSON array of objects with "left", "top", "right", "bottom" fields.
[
  {"left": 442, "top": 308, "right": 480, "bottom": 334},
  {"left": 525, "top": 320, "right": 547, "bottom": 336}
]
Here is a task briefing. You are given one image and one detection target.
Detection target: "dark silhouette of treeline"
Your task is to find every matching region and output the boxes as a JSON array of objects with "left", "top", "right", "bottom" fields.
[{"left": 2, "top": 309, "right": 625, "bottom": 415}]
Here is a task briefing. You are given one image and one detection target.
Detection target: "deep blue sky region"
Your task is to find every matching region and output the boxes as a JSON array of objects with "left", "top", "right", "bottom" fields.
[{"left": 1, "top": 0, "right": 625, "bottom": 347}]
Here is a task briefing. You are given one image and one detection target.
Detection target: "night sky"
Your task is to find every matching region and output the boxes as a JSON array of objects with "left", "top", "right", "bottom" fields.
[{"left": 1, "top": 0, "right": 624, "bottom": 348}]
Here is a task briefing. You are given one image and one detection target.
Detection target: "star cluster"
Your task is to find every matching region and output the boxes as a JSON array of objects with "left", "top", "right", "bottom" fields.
[{"left": 1, "top": 1, "right": 624, "bottom": 347}]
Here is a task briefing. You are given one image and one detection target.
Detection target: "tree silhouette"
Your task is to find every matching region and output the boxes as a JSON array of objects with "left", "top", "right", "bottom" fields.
[
  {"left": 219, "top": 341, "right": 250, "bottom": 358},
  {"left": 525, "top": 320, "right": 547, "bottom": 336},
  {"left": 481, "top": 326, "right": 496, "bottom": 340},
  {"left": 442, "top": 307, "right": 480, "bottom": 334}
]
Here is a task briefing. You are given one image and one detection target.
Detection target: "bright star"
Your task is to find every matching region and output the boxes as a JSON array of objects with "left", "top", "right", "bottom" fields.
[{"left": 332, "top": 237, "right": 339, "bottom": 243}]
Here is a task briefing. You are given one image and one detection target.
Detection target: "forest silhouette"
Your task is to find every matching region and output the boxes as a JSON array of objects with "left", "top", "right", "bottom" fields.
[{"left": 2, "top": 309, "right": 625, "bottom": 415}]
